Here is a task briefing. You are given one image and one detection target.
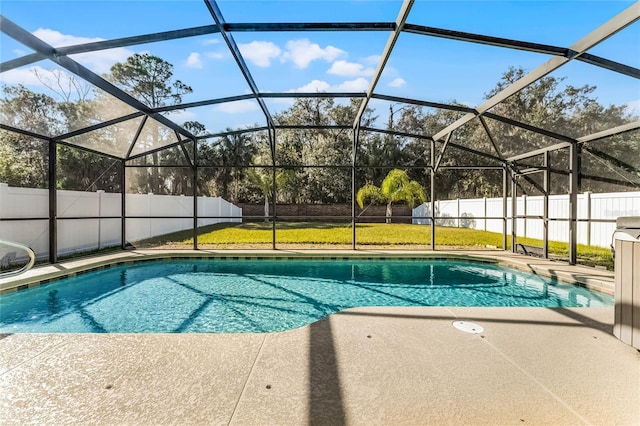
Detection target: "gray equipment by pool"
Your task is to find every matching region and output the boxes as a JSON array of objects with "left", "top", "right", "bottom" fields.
[{"left": 613, "top": 216, "right": 640, "bottom": 350}]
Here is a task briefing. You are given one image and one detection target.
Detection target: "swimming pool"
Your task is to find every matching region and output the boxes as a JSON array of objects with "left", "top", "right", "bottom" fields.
[{"left": 0, "top": 259, "right": 612, "bottom": 333}]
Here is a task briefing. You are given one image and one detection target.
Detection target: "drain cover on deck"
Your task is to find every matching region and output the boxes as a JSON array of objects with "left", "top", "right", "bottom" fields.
[{"left": 452, "top": 321, "right": 484, "bottom": 334}]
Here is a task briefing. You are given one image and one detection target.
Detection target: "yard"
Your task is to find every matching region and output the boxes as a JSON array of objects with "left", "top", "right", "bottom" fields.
[{"left": 132, "top": 222, "right": 614, "bottom": 269}]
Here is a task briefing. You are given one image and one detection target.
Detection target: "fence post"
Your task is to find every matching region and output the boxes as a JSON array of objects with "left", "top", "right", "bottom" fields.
[
  {"left": 147, "top": 193, "right": 153, "bottom": 240},
  {"left": 0, "top": 183, "right": 7, "bottom": 218},
  {"left": 511, "top": 174, "right": 517, "bottom": 253},
  {"left": 120, "top": 160, "right": 126, "bottom": 250},
  {"left": 483, "top": 197, "right": 487, "bottom": 231},
  {"left": 585, "top": 191, "right": 592, "bottom": 247},
  {"left": 503, "top": 166, "right": 508, "bottom": 250},
  {"left": 522, "top": 194, "right": 527, "bottom": 238},
  {"left": 97, "top": 190, "right": 104, "bottom": 249}
]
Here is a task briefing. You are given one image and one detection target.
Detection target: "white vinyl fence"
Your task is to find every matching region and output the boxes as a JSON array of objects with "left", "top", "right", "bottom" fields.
[
  {"left": 413, "top": 191, "right": 640, "bottom": 248},
  {"left": 0, "top": 183, "right": 241, "bottom": 262}
]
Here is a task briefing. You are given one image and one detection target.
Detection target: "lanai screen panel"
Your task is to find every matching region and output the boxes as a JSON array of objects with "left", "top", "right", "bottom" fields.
[{"left": 0, "top": 0, "right": 637, "bottom": 263}]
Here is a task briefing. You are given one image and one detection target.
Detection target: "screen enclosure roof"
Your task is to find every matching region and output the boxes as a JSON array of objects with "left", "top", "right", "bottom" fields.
[{"left": 0, "top": 0, "right": 638, "bottom": 164}]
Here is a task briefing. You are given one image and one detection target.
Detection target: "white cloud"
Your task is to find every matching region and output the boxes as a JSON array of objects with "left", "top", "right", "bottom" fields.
[
  {"left": 291, "top": 78, "right": 369, "bottom": 93},
  {"left": 363, "top": 54, "right": 381, "bottom": 65},
  {"left": 625, "top": 99, "right": 640, "bottom": 116},
  {"left": 186, "top": 52, "right": 203, "bottom": 69},
  {"left": 333, "top": 77, "right": 369, "bottom": 92},
  {"left": 282, "top": 38, "right": 345, "bottom": 68},
  {"left": 214, "top": 99, "right": 259, "bottom": 114},
  {"left": 202, "top": 38, "right": 221, "bottom": 45},
  {"left": 327, "top": 60, "right": 375, "bottom": 77},
  {"left": 0, "top": 66, "right": 48, "bottom": 86},
  {"left": 388, "top": 77, "right": 406, "bottom": 88},
  {"left": 238, "top": 41, "right": 281, "bottom": 67},
  {"left": 292, "top": 80, "right": 332, "bottom": 92},
  {"left": 381, "top": 66, "right": 400, "bottom": 79},
  {"left": 164, "top": 109, "right": 197, "bottom": 123},
  {"left": 205, "top": 51, "right": 225, "bottom": 60},
  {"left": 34, "top": 28, "right": 91, "bottom": 48},
  {"left": 33, "top": 28, "right": 133, "bottom": 74},
  {"left": 12, "top": 49, "right": 27, "bottom": 57}
]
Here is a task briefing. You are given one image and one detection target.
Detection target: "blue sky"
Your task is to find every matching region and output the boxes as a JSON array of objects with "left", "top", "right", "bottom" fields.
[{"left": 1, "top": 0, "right": 638, "bottom": 134}]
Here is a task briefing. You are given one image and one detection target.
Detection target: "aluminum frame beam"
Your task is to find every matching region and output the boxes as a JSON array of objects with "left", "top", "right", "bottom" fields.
[
  {"left": 371, "top": 94, "right": 475, "bottom": 113},
  {"left": 126, "top": 116, "right": 148, "bottom": 159},
  {"left": 478, "top": 116, "right": 503, "bottom": 160},
  {"left": 577, "top": 53, "right": 640, "bottom": 80},
  {"left": 433, "top": 132, "right": 453, "bottom": 172},
  {"left": 0, "top": 123, "right": 50, "bottom": 141},
  {"left": 48, "top": 90, "right": 580, "bottom": 151},
  {"left": 403, "top": 24, "right": 568, "bottom": 55},
  {"left": 583, "top": 146, "right": 640, "bottom": 177},
  {"left": 431, "top": 3, "right": 639, "bottom": 143},
  {"left": 0, "top": 4, "right": 635, "bottom": 172},
  {"left": 48, "top": 140, "right": 57, "bottom": 263},
  {"left": 226, "top": 22, "right": 395, "bottom": 32},
  {"left": 505, "top": 120, "right": 640, "bottom": 162},
  {"left": 483, "top": 112, "right": 576, "bottom": 143},
  {"left": 4, "top": 18, "right": 636, "bottom": 79},
  {"left": 203, "top": 0, "right": 275, "bottom": 128},
  {"left": 54, "top": 112, "right": 144, "bottom": 141},
  {"left": 569, "top": 143, "right": 579, "bottom": 265},
  {"left": 0, "top": 16, "right": 197, "bottom": 145},
  {"left": 353, "top": 0, "right": 414, "bottom": 130},
  {"left": 199, "top": 126, "right": 270, "bottom": 140},
  {"left": 0, "top": 24, "right": 222, "bottom": 72},
  {"left": 371, "top": 94, "right": 578, "bottom": 145},
  {"left": 261, "top": 92, "right": 366, "bottom": 99},
  {"left": 361, "top": 126, "right": 431, "bottom": 141},
  {"left": 359, "top": 126, "right": 504, "bottom": 163},
  {"left": 277, "top": 125, "right": 352, "bottom": 131},
  {"left": 0, "top": 21, "right": 396, "bottom": 73},
  {"left": 403, "top": 24, "right": 640, "bottom": 80},
  {"left": 153, "top": 95, "right": 256, "bottom": 113},
  {"left": 577, "top": 120, "right": 640, "bottom": 144}
]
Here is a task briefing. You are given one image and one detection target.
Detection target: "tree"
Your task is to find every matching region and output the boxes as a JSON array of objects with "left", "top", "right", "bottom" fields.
[
  {"left": 356, "top": 169, "right": 426, "bottom": 223},
  {"left": 210, "top": 131, "right": 257, "bottom": 202},
  {"left": 247, "top": 168, "right": 294, "bottom": 221},
  {"left": 487, "top": 66, "right": 639, "bottom": 194},
  {"left": 106, "top": 53, "right": 193, "bottom": 194},
  {"left": 0, "top": 85, "right": 64, "bottom": 188},
  {"left": 108, "top": 53, "right": 192, "bottom": 108}
]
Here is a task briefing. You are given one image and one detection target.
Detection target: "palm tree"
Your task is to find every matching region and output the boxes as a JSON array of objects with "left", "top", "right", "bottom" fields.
[
  {"left": 247, "top": 168, "right": 294, "bottom": 222},
  {"left": 216, "top": 131, "right": 256, "bottom": 202},
  {"left": 356, "top": 169, "right": 426, "bottom": 223}
]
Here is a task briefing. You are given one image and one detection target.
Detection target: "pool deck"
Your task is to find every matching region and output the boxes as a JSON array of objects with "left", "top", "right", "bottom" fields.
[{"left": 1, "top": 250, "right": 639, "bottom": 425}]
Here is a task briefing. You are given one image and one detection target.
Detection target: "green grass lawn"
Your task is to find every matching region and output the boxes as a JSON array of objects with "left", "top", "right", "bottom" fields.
[
  {"left": 191, "top": 222, "right": 506, "bottom": 247},
  {"left": 134, "top": 221, "right": 613, "bottom": 270}
]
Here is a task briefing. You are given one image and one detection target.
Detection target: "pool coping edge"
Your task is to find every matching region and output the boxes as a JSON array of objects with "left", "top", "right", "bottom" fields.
[{"left": 0, "top": 250, "right": 614, "bottom": 295}]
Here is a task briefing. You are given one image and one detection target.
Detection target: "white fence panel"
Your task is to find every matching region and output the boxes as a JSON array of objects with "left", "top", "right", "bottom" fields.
[
  {"left": 1, "top": 184, "right": 242, "bottom": 261},
  {"left": 413, "top": 191, "right": 640, "bottom": 248},
  {"left": 0, "top": 183, "right": 48, "bottom": 218},
  {"left": 0, "top": 220, "right": 49, "bottom": 261},
  {"left": 0, "top": 184, "right": 50, "bottom": 261}
]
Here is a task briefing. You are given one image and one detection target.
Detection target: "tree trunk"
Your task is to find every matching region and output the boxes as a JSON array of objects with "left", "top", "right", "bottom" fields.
[
  {"left": 264, "top": 196, "right": 269, "bottom": 222},
  {"left": 386, "top": 201, "right": 392, "bottom": 224}
]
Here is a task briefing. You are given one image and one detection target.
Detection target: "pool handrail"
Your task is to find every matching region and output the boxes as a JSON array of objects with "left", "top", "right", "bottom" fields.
[{"left": 0, "top": 239, "right": 36, "bottom": 279}]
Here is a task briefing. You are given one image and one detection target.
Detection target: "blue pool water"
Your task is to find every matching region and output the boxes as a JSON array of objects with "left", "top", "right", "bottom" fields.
[{"left": 0, "top": 259, "right": 612, "bottom": 333}]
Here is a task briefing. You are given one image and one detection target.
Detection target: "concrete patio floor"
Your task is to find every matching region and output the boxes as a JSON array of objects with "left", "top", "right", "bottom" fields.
[
  {"left": 1, "top": 306, "right": 639, "bottom": 425},
  {"left": 1, "top": 250, "right": 639, "bottom": 425}
]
